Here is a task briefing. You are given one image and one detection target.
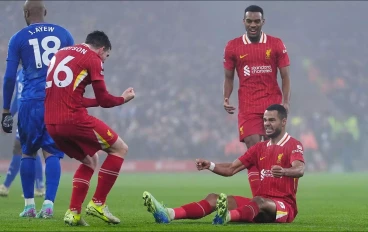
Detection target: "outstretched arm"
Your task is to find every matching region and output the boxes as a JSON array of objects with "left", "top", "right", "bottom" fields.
[{"left": 196, "top": 158, "right": 247, "bottom": 177}]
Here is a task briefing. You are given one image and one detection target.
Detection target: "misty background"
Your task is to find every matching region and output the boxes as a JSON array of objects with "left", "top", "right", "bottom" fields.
[{"left": 0, "top": 1, "right": 366, "bottom": 173}]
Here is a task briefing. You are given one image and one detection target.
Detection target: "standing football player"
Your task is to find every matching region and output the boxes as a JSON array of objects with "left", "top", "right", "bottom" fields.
[
  {"left": 222, "top": 5, "right": 291, "bottom": 196},
  {"left": 45, "top": 31, "right": 135, "bottom": 226},
  {"left": 0, "top": 68, "right": 45, "bottom": 198},
  {"left": 1, "top": 0, "right": 74, "bottom": 218}
]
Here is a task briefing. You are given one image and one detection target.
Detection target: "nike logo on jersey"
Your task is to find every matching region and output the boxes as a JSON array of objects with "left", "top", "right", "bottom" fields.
[
  {"left": 239, "top": 54, "right": 248, "bottom": 59},
  {"left": 260, "top": 157, "right": 266, "bottom": 160}
]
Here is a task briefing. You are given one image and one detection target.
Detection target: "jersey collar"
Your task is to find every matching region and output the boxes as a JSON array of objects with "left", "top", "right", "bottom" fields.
[
  {"left": 242, "top": 32, "right": 267, "bottom": 44},
  {"left": 267, "top": 132, "right": 290, "bottom": 147}
]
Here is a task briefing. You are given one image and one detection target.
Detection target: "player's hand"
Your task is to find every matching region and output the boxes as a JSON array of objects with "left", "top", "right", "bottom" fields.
[
  {"left": 195, "top": 159, "right": 210, "bottom": 171},
  {"left": 122, "top": 87, "right": 135, "bottom": 103},
  {"left": 223, "top": 98, "right": 236, "bottom": 114},
  {"left": 1, "top": 113, "right": 13, "bottom": 133},
  {"left": 271, "top": 165, "right": 285, "bottom": 178},
  {"left": 282, "top": 102, "right": 290, "bottom": 113}
]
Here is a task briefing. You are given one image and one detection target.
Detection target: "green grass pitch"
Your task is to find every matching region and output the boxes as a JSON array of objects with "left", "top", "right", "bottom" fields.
[{"left": 0, "top": 172, "right": 366, "bottom": 231}]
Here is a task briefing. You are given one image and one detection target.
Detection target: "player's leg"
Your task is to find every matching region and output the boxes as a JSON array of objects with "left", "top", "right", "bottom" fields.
[
  {"left": 46, "top": 124, "right": 92, "bottom": 226},
  {"left": 18, "top": 101, "right": 41, "bottom": 217},
  {"left": 34, "top": 153, "right": 45, "bottom": 197},
  {"left": 0, "top": 136, "right": 22, "bottom": 197},
  {"left": 215, "top": 195, "right": 292, "bottom": 225},
  {"left": 75, "top": 118, "right": 124, "bottom": 224},
  {"left": 65, "top": 153, "right": 97, "bottom": 226},
  {"left": 142, "top": 191, "right": 250, "bottom": 224},
  {"left": 20, "top": 151, "right": 45, "bottom": 198},
  {"left": 35, "top": 128, "right": 66, "bottom": 218},
  {"left": 239, "top": 113, "right": 264, "bottom": 197}
]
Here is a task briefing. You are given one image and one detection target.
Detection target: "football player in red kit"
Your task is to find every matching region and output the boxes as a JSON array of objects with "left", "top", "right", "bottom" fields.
[
  {"left": 143, "top": 104, "right": 304, "bottom": 225},
  {"left": 223, "top": 5, "right": 291, "bottom": 196},
  {"left": 44, "top": 31, "right": 135, "bottom": 226}
]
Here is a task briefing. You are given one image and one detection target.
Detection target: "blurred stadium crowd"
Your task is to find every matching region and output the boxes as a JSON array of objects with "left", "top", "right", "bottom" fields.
[{"left": 0, "top": 1, "right": 366, "bottom": 172}]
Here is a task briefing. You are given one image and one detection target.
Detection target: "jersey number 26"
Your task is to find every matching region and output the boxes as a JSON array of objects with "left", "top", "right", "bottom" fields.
[{"left": 46, "top": 55, "right": 75, "bottom": 88}]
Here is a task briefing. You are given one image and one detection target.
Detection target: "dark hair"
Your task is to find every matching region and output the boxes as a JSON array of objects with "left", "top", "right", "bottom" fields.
[
  {"left": 85, "top": 30, "right": 112, "bottom": 51},
  {"left": 244, "top": 5, "right": 264, "bottom": 18},
  {"left": 266, "top": 104, "right": 287, "bottom": 119}
]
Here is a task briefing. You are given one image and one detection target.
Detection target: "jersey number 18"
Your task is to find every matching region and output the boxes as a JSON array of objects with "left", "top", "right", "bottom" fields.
[{"left": 29, "top": 36, "right": 61, "bottom": 69}]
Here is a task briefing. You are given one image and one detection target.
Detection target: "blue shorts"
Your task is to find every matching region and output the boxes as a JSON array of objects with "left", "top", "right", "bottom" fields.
[{"left": 18, "top": 100, "right": 64, "bottom": 158}]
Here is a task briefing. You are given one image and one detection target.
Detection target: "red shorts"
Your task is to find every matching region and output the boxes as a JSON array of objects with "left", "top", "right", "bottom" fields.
[
  {"left": 232, "top": 196, "right": 296, "bottom": 223},
  {"left": 238, "top": 112, "right": 265, "bottom": 142},
  {"left": 46, "top": 117, "right": 118, "bottom": 161},
  {"left": 270, "top": 198, "right": 296, "bottom": 223}
]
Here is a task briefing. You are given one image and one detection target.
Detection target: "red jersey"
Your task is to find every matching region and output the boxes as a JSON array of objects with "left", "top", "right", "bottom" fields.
[
  {"left": 44, "top": 44, "right": 122, "bottom": 124},
  {"left": 238, "top": 133, "right": 304, "bottom": 212},
  {"left": 223, "top": 32, "right": 290, "bottom": 114}
]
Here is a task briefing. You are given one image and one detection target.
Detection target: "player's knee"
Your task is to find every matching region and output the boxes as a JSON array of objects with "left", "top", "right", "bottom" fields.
[
  {"left": 252, "top": 196, "right": 266, "bottom": 209},
  {"left": 13, "top": 140, "right": 21, "bottom": 155},
  {"left": 106, "top": 137, "right": 128, "bottom": 158},
  {"left": 81, "top": 153, "right": 99, "bottom": 170},
  {"left": 204, "top": 193, "right": 219, "bottom": 208}
]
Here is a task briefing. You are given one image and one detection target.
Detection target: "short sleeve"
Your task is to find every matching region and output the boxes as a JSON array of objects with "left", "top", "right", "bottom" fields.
[
  {"left": 275, "top": 38, "right": 290, "bottom": 68},
  {"left": 238, "top": 143, "right": 260, "bottom": 168},
  {"left": 223, "top": 40, "right": 236, "bottom": 70},
  {"left": 290, "top": 142, "right": 305, "bottom": 164}
]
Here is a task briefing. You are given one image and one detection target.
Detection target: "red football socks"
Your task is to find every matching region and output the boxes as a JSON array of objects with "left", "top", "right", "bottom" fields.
[
  {"left": 174, "top": 200, "right": 213, "bottom": 219},
  {"left": 248, "top": 166, "right": 260, "bottom": 197},
  {"left": 69, "top": 164, "right": 94, "bottom": 213},
  {"left": 92, "top": 155, "right": 124, "bottom": 205},
  {"left": 230, "top": 201, "right": 260, "bottom": 222}
]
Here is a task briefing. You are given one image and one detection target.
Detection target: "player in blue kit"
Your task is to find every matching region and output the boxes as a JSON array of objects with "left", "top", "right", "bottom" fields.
[
  {"left": 1, "top": 0, "right": 74, "bottom": 218},
  {"left": 0, "top": 68, "right": 45, "bottom": 198}
]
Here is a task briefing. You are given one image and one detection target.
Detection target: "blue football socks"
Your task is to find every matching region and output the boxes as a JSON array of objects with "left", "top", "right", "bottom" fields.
[
  {"left": 45, "top": 155, "right": 61, "bottom": 202},
  {"left": 20, "top": 157, "right": 36, "bottom": 199}
]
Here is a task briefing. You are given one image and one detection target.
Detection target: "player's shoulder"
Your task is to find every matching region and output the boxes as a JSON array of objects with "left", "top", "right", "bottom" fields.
[
  {"left": 265, "top": 33, "right": 284, "bottom": 44},
  {"left": 284, "top": 134, "right": 303, "bottom": 151},
  {"left": 253, "top": 141, "right": 269, "bottom": 150},
  {"left": 225, "top": 35, "right": 244, "bottom": 47},
  {"left": 9, "top": 27, "right": 28, "bottom": 43}
]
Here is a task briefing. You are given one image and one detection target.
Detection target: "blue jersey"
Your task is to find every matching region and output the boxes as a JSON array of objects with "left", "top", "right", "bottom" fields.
[
  {"left": 9, "top": 69, "right": 24, "bottom": 116},
  {"left": 2, "top": 23, "right": 74, "bottom": 109}
]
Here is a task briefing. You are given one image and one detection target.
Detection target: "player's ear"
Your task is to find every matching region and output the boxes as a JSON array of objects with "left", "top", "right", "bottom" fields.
[
  {"left": 98, "top": 46, "right": 105, "bottom": 54},
  {"left": 24, "top": 10, "right": 29, "bottom": 19},
  {"left": 262, "top": 18, "right": 265, "bottom": 26},
  {"left": 282, "top": 118, "right": 287, "bottom": 127}
]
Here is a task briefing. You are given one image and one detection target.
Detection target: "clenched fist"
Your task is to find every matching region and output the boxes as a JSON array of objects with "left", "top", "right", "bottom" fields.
[
  {"left": 121, "top": 87, "right": 135, "bottom": 103},
  {"left": 195, "top": 159, "right": 210, "bottom": 171},
  {"left": 271, "top": 165, "right": 285, "bottom": 178}
]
